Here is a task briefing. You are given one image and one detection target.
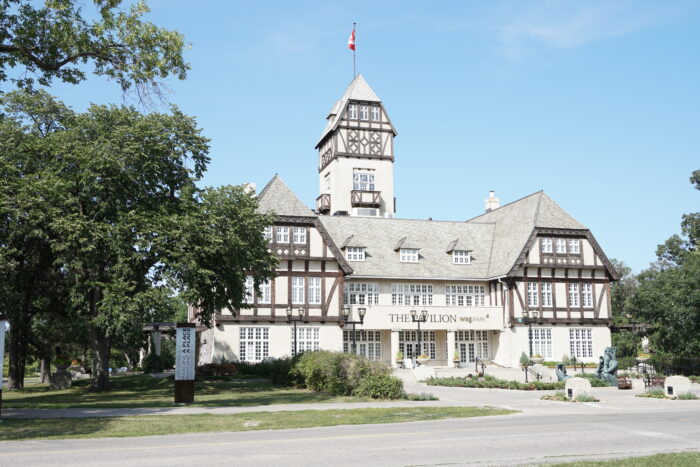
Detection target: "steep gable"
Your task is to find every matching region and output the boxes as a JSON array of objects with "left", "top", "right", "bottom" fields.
[{"left": 256, "top": 175, "right": 315, "bottom": 218}]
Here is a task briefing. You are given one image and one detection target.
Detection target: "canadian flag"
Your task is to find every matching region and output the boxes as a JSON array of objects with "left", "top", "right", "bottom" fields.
[{"left": 348, "top": 29, "right": 355, "bottom": 51}]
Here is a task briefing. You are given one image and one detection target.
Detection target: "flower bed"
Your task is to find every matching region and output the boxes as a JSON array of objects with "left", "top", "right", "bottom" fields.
[{"left": 426, "top": 374, "right": 565, "bottom": 391}]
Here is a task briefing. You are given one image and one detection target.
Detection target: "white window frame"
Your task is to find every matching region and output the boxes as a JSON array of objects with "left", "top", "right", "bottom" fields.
[
  {"left": 541, "top": 282, "right": 552, "bottom": 307},
  {"left": 445, "top": 285, "right": 485, "bottom": 306},
  {"left": 371, "top": 106, "right": 380, "bottom": 121},
  {"left": 244, "top": 276, "right": 255, "bottom": 304},
  {"left": 292, "top": 277, "right": 305, "bottom": 304},
  {"left": 555, "top": 238, "right": 567, "bottom": 254},
  {"left": 239, "top": 327, "right": 269, "bottom": 363},
  {"left": 292, "top": 327, "right": 320, "bottom": 356},
  {"left": 292, "top": 227, "right": 307, "bottom": 244},
  {"left": 346, "top": 247, "right": 366, "bottom": 261},
  {"left": 348, "top": 104, "right": 358, "bottom": 119},
  {"left": 263, "top": 226, "right": 273, "bottom": 241},
  {"left": 569, "top": 328, "right": 593, "bottom": 358},
  {"left": 582, "top": 283, "right": 593, "bottom": 308},
  {"left": 276, "top": 226, "right": 289, "bottom": 243},
  {"left": 359, "top": 105, "right": 369, "bottom": 120},
  {"left": 391, "top": 284, "right": 433, "bottom": 306},
  {"left": 568, "top": 283, "right": 580, "bottom": 307},
  {"left": 400, "top": 248, "right": 419, "bottom": 263},
  {"left": 527, "top": 282, "right": 538, "bottom": 307},
  {"left": 568, "top": 239, "right": 580, "bottom": 254},
  {"left": 352, "top": 171, "right": 375, "bottom": 191},
  {"left": 259, "top": 280, "right": 271, "bottom": 304},
  {"left": 344, "top": 330, "right": 382, "bottom": 360},
  {"left": 541, "top": 238, "right": 553, "bottom": 253},
  {"left": 308, "top": 277, "right": 321, "bottom": 305},
  {"left": 530, "top": 328, "right": 552, "bottom": 359},
  {"left": 452, "top": 250, "right": 471, "bottom": 264},
  {"left": 344, "top": 282, "right": 380, "bottom": 305}
]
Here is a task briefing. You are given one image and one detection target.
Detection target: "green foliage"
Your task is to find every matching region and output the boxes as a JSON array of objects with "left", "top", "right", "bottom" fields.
[
  {"left": 519, "top": 352, "right": 530, "bottom": 367},
  {"left": 0, "top": 0, "right": 188, "bottom": 95},
  {"left": 288, "top": 351, "right": 404, "bottom": 399},
  {"left": 636, "top": 388, "right": 667, "bottom": 399},
  {"left": 541, "top": 391, "right": 569, "bottom": 401},
  {"left": 195, "top": 362, "right": 239, "bottom": 378},
  {"left": 404, "top": 392, "right": 439, "bottom": 401},
  {"left": 238, "top": 358, "right": 293, "bottom": 385},
  {"left": 675, "top": 392, "right": 698, "bottom": 400},
  {"left": 574, "top": 393, "right": 599, "bottom": 402},
  {"left": 561, "top": 354, "right": 571, "bottom": 366},
  {"left": 426, "top": 374, "right": 565, "bottom": 391},
  {"left": 142, "top": 354, "right": 164, "bottom": 374},
  {"left": 577, "top": 373, "right": 610, "bottom": 387}
]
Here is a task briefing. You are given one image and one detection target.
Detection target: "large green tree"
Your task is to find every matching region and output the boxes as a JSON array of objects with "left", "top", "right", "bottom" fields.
[
  {"left": 631, "top": 170, "right": 700, "bottom": 362},
  {"left": 1, "top": 90, "right": 276, "bottom": 390},
  {"left": 0, "top": 0, "right": 188, "bottom": 99}
]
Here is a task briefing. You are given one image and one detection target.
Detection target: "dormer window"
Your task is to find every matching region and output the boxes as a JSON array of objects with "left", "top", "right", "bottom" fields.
[
  {"left": 452, "top": 250, "right": 471, "bottom": 264},
  {"left": 541, "top": 238, "right": 552, "bottom": 253},
  {"left": 346, "top": 247, "right": 366, "bottom": 261},
  {"left": 359, "top": 105, "right": 369, "bottom": 120},
  {"left": 568, "top": 239, "right": 580, "bottom": 254},
  {"left": 348, "top": 104, "right": 358, "bottom": 119},
  {"left": 371, "top": 106, "right": 380, "bottom": 121},
  {"left": 555, "top": 238, "right": 567, "bottom": 254},
  {"left": 400, "top": 248, "right": 419, "bottom": 263}
]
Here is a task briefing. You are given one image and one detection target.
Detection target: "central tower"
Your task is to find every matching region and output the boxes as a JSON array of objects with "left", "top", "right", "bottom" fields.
[{"left": 315, "top": 74, "right": 397, "bottom": 217}]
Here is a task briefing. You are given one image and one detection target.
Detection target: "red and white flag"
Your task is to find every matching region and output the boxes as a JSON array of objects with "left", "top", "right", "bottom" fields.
[{"left": 347, "top": 28, "right": 356, "bottom": 51}]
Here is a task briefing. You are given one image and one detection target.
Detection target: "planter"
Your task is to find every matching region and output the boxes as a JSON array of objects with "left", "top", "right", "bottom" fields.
[
  {"left": 530, "top": 357, "right": 544, "bottom": 364},
  {"left": 453, "top": 360, "right": 461, "bottom": 367},
  {"left": 636, "top": 357, "right": 650, "bottom": 364},
  {"left": 417, "top": 358, "right": 430, "bottom": 365}
]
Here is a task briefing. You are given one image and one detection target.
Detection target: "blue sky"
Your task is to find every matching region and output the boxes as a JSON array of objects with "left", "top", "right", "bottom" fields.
[{"left": 46, "top": 0, "right": 699, "bottom": 273}]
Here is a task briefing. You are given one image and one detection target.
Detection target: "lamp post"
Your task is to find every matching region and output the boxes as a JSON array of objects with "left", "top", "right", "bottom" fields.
[
  {"left": 522, "top": 310, "right": 539, "bottom": 358},
  {"left": 341, "top": 306, "right": 366, "bottom": 354},
  {"left": 286, "top": 307, "right": 306, "bottom": 356},
  {"left": 410, "top": 309, "right": 428, "bottom": 366}
]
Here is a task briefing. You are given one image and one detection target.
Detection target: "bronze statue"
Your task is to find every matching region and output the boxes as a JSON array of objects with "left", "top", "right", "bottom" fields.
[
  {"left": 600, "top": 347, "right": 618, "bottom": 386},
  {"left": 555, "top": 363, "right": 571, "bottom": 381}
]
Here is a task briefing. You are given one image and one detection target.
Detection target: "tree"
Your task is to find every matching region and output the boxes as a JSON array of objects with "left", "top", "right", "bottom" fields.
[
  {"left": 1, "top": 90, "right": 277, "bottom": 390},
  {"left": 609, "top": 258, "right": 638, "bottom": 358},
  {"left": 631, "top": 170, "right": 700, "bottom": 362},
  {"left": 0, "top": 0, "right": 188, "bottom": 100}
]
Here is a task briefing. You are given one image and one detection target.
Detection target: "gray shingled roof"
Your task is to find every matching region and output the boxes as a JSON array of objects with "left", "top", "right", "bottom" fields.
[
  {"left": 256, "top": 175, "right": 316, "bottom": 217},
  {"left": 319, "top": 216, "right": 495, "bottom": 280},
  {"left": 316, "top": 74, "right": 384, "bottom": 148},
  {"left": 467, "top": 191, "right": 586, "bottom": 277}
]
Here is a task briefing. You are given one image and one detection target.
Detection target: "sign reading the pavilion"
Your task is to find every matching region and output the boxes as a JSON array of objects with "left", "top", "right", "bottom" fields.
[
  {"left": 174, "top": 323, "right": 195, "bottom": 404},
  {"left": 389, "top": 313, "right": 488, "bottom": 324}
]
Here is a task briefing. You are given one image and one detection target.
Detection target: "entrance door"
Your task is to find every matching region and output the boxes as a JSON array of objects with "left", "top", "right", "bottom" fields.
[
  {"left": 459, "top": 342, "right": 476, "bottom": 364},
  {"left": 456, "top": 331, "right": 489, "bottom": 363}
]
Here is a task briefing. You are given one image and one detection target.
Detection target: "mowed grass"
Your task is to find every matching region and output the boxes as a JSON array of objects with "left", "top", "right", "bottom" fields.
[
  {"left": 2, "top": 374, "right": 358, "bottom": 409},
  {"left": 0, "top": 407, "right": 515, "bottom": 441},
  {"left": 555, "top": 452, "right": 700, "bottom": 466}
]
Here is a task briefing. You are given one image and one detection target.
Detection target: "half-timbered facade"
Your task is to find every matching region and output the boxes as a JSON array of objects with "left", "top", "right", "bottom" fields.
[{"left": 196, "top": 74, "right": 618, "bottom": 368}]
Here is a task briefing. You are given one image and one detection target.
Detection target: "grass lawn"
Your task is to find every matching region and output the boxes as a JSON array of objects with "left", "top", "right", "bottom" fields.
[
  {"left": 0, "top": 406, "right": 515, "bottom": 441},
  {"left": 2, "top": 374, "right": 359, "bottom": 409},
  {"left": 555, "top": 452, "right": 700, "bottom": 466}
]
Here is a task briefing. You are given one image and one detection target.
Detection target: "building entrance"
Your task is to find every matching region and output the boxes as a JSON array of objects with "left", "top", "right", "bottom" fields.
[
  {"left": 455, "top": 330, "right": 489, "bottom": 363},
  {"left": 399, "top": 330, "right": 436, "bottom": 359}
]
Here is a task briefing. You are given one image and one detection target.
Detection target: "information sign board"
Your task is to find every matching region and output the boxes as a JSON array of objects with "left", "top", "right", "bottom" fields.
[{"left": 175, "top": 326, "right": 195, "bottom": 381}]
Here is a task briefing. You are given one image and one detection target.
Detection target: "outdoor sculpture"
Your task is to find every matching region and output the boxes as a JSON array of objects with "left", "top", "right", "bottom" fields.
[
  {"left": 555, "top": 363, "right": 571, "bottom": 381},
  {"left": 596, "top": 347, "right": 619, "bottom": 386}
]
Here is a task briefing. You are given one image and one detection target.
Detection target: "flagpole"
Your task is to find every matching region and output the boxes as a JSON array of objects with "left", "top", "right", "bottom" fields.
[{"left": 353, "top": 22, "right": 356, "bottom": 79}]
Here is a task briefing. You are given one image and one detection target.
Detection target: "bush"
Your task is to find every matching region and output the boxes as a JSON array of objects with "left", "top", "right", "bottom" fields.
[
  {"left": 404, "top": 392, "right": 439, "bottom": 401},
  {"left": 238, "top": 358, "right": 294, "bottom": 385},
  {"left": 541, "top": 391, "right": 569, "bottom": 401},
  {"left": 142, "top": 354, "right": 164, "bottom": 373},
  {"left": 196, "top": 362, "right": 239, "bottom": 378},
  {"left": 577, "top": 373, "right": 610, "bottom": 387},
  {"left": 574, "top": 393, "right": 599, "bottom": 402},
  {"left": 352, "top": 373, "right": 404, "bottom": 399},
  {"left": 426, "top": 375, "right": 564, "bottom": 391},
  {"left": 636, "top": 388, "right": 667, "bottom": 399}
]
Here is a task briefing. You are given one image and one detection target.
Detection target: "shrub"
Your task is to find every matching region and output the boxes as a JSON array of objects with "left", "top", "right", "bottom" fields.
[
  {"left": 561, "top": 354, "right": 572, "bottom": 366},
  {"left": 636, "top": 388, "right": 667, "bottom": 399},
  {"left": 196, "top": 362, "right": 239, "bottom": 378},
  {"left": 238, "top": 358, "right": 293, "bottom": 385},
  {"left": 426, "top": 375, "right": 564, "bottom": 391},
  {"left": 142, "top": 353, "right": 164, "bottom": 374},
  {"left": 577, "top": 373, "right": 609, "bottom": 387},
  {"left": 352, "top": 373, "right": 404, "bottom": 399},
  {"left": 519, "top": 352, "right": 530, "bottom": 367},
  {"left": 404, "top": 392, "right": 439, "bottom": 401},
  {"left": 541, "top": 391, "right": 569, "bottom": 401},
  {"left": 574, "top": 392, "right": 599, "bottom": 402},
  {"left": 675, "top": 392, "right": 698, "bottom": 400},
  {"left": 617, "top": 356, "right": 636, "bottom": 370}
]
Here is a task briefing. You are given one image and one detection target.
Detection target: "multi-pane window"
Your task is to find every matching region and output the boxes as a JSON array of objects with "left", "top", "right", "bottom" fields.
[
  {"left": 399, "top": 330, "right": 436, "bottom": 359},
  {"left": 541, "top": 238, "right": 553, "bottom": 253},
  {"left": 400, "top": 248, "right": 419, "bottom": 263},
  {"left": 259, "top": 280, "right": 271, "bottom": 304},
  {"left": 292, "top": 227, "right": 307, "bottom": 244},
  {"left": 541, "top": 282, "right": 552, "bottom": 307},
  {"left": 243, "top": 276, "right": 255, "bottom": 303},
  {"left": 291, "top": 327, "right": 319, "bottom": 356},
  {"left": 292, "top": 277, "right": 305, "bottom": 304},
  {"left": 556, "top": 238, "right": 567, "bottom": 254},
  {"left": 530, "top": 328, "right": 552, "bottom": 358},
  {"left": 569, "top": 328, "right": 593, "bottom": 358},
  {"left": 527, "top": 282, "right": 538, "bottom": 307},
  {"left": 344, "top": 282, "right": 380, "bottom": 305},
  {"left": 454, "top": 330, "right": 489, "bottom": 362},
  {"left": 346, "top": 247, "right": 366, "bottom": 261},
  {"left": 582, "top": 283, "right": 593, "bottom": 308},
  {"left": 263, "top": 226, "right": 273, "bottom": 241},
  {"left": 359, "top": 105, "right": 369, "bottom": 120},
  {"left": 239, "top": 327, "right": 269, "bottom": 363},
  {"left": 568, "top": 283, "right": 580, "bottom": 307},
  {"left": 371, "top": 106, "right": 380, "bottom": 121},
  {"left": 391, "top": 284, "right": 433, "bottom": 306},
  {"left": 568, "top": 239, "right": 580, "bottom": 254},
  {"left": 348, "top": 104, "right": 358, "bottom": 119},
  {"left": 352, "top": 171, "right": 375, "bottom": 191},
  {"left": 276, "top": 226, "right": 289, "bottom": 243},
  {"left": 452, "top": 250, "right": 471, "bottom": 264},
  {"left": 445, "top": 285, "right": 485, "bottom": 306},
  {"left": 308, "top": 277, "right": 321, "bottom": 305},
  {"left": 343, "top": 330, "right": 381, "bottom": 360}
]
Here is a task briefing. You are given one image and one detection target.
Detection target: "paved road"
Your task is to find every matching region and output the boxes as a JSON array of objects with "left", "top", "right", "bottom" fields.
[{"left": 1, "top": 372, "right": 699, "bottom": 466}]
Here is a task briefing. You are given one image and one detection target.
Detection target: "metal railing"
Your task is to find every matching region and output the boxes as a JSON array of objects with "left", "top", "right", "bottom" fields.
[
  {"left": 571, "top": 356, "right": 586, "bottom": 373},
  {"left": 523, "top": 365, "right": 542, "bottom": 383},
  {"left": 475, "top": 357, "right": 486, "bottom": 376}
]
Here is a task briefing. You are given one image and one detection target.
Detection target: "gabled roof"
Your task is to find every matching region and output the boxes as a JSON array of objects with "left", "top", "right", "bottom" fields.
[
  {"left": 256, "top": 175, "right": 316, "bottom": 218},
  {"left": 466, "top": 191, "right": 586, "bottom": 277},
  {"left": 316, "top": 74, "right": 394, "bottom": 148}
]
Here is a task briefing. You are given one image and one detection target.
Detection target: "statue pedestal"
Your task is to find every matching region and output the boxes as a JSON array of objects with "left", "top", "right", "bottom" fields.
[{"left": 565, "top": 377, "right": 592, "bottom": 400}]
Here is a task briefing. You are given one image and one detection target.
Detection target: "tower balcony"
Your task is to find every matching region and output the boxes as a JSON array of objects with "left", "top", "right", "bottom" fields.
[
  {"left": 316, "top": 193, "right": 331, "bottom": 214},
  {"left": 351, "top": 190, "right": 381, "bottom": 208}
]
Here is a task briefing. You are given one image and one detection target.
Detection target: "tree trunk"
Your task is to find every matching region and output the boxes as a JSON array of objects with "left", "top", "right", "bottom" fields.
[
  {"left": 90, "top": 326, "right": 111, "bottom": 391},
  {"left": 7, "top": 325, "right": 28, "bottom": 390},
  {"left": 39, "top": 355, "right": 52, "bottom": 384}
]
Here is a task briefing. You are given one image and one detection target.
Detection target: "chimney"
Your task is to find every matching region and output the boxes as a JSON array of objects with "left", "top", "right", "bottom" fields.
[
  {"left": 244, "top": 182, "right": 257, "bottom": 195},
  {"left": 485, "top": 190, "right": 500, "bottom": 213}
]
